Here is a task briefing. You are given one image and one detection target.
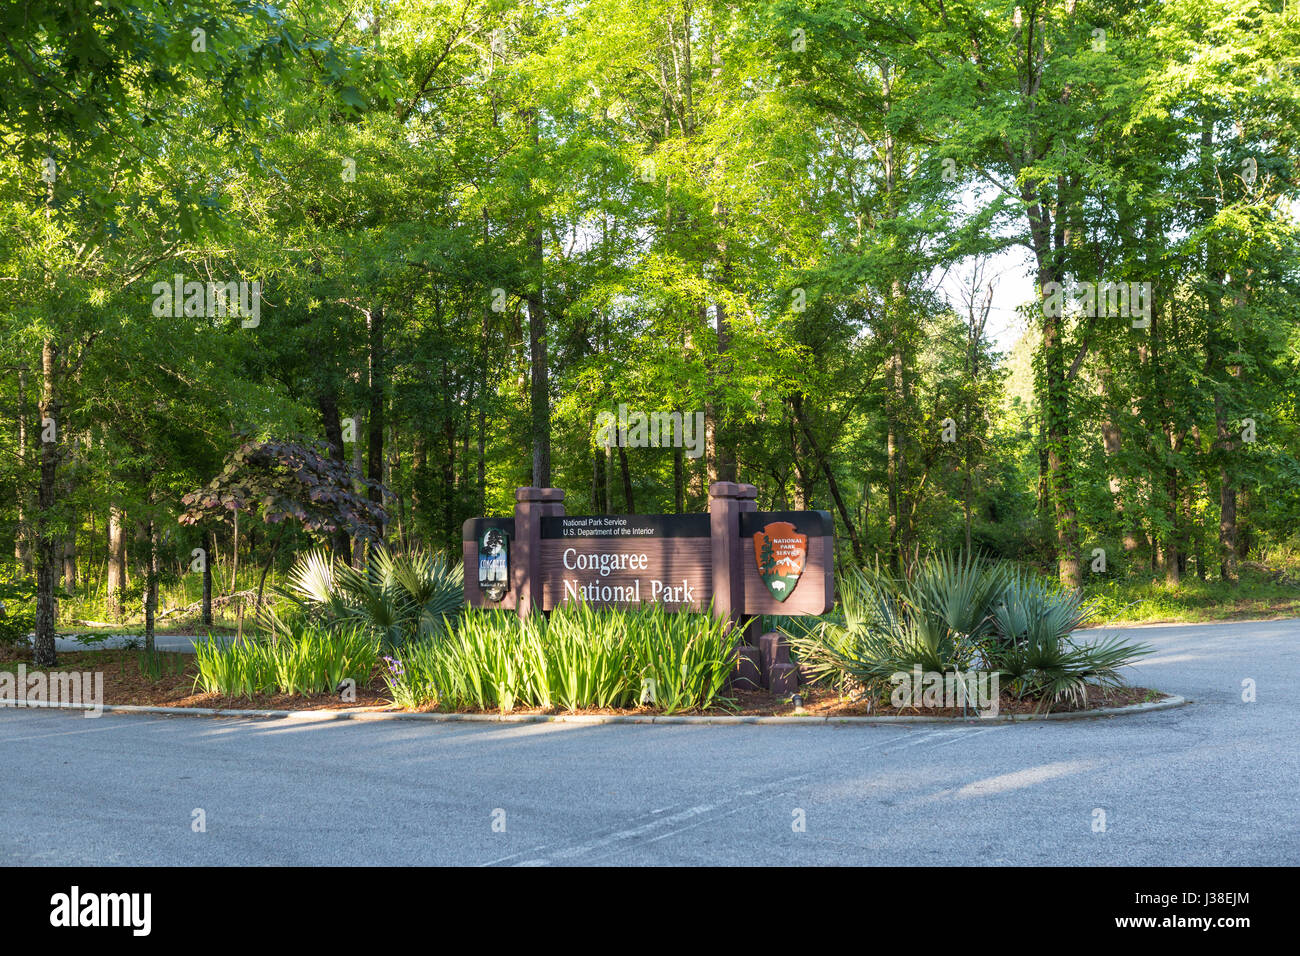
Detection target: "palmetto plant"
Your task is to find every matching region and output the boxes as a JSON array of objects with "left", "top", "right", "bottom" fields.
[
  {"left": 277, "top": 547, "right": 463, "bottom": 652},
  {"left": 908, "top": 551, "right": 1009, "bottom": 644},
  {"left": 989, "top": 571, "right": 1151, "bottom": 710},
  {"left": 789, "top": 552, "right": 1150, "bottom": 710},
  {"left": 791, "top": 554, "right": 1005, "bottom": 695}
]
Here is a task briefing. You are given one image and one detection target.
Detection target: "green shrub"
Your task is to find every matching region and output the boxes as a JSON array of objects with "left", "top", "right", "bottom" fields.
[
  {"left": 278, "top": 547, "right": 463, "bottom": 651},
  {"left": 0, "top": 569, "right": 36, "bottom": 649},
  {"left": 788, "top": 551, "right": 1151, "bottom": 711},
  {"left": 989, "top": 571, "right": 1151, "bottom": 708},
  {"left": 789, "top": 556, "right": 1001, "bottom": 691},
  {"left": 545, "top": 602, "right": 634, "bottom": 710},
  {"left": 627, "top": 604, "right": 735, "bottom": 713},
  {"left": 382, "top": 603, "right": 738, "bottom": 714},
  {"left": 193, "top": 622, "right": 378, "bottom": 698}
]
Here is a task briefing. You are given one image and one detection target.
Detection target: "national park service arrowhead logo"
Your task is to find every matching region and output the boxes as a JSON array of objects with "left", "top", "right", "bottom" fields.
[
  {"left": 753, "top": 521, "right": 807, "bottom": 602},
  {"left": 478, "top": 528, "right": 509, "bottom": 602}
]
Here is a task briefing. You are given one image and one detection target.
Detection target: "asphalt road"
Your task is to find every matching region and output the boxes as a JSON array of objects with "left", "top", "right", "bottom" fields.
[
  {"left": 2, "top": 617, "right": 1296, "bottom": 866},
  {"left": 41, "top": 633, "right": 202, "bottom": 654}
]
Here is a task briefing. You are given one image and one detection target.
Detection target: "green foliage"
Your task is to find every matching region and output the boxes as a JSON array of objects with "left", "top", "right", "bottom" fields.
[
  {"left": 279, "top": 547, "right": 464, "bottom": 651},
  {"left": 192, "top": 622, "right": 378, "bottom": 698},
  {"left": 0, "top": 569, "right": 36, "bottom": 648},
  {"left": 789, "top": 552, "right": 1151, "bottom": 711},
  {"left": 137, "top": 647, "right": 186, "bottom": 682},
  {"left": 382, "top": 603, "right": 738, "bottom": 714},
  {"left": 1084, "top": 565, "right": 1300, "bottom": 624},
  {"left": 991, "top": 571, "right": 1151, "bottom": 708},
  {"left": 545, "top": 603, "right": 634, "bottom": 711},
  {"left": 2, "top": 0, "right": 1299, "bottom": 651},
  {"left": 627, "top": 606, "right": 736, "bottom": 714}
]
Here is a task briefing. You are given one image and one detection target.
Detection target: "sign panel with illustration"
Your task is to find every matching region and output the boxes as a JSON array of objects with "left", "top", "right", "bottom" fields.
[
  {"left": 462, "top": 517, "right": 516, "bottom": 609},
  {"left": 740, "top": 511, "right": 833, "bottom": 616},
  {"left": 478, "top": 528, "right": 510, "bottom": 602}
]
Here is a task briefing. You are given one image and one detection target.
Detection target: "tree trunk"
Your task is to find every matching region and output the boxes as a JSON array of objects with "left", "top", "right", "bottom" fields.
[
  {"left": 1028, "top": 205, "right": 1080, "bottom": 587},
  {"left": 887, "top": 410, "right": 901, "bottom": 573},
  {"left": 202, "top": 527, "right": 213, "bottom": 628},
  {"left": 255, "top": 524, "right": 288, "bottom": 613},
  {"left": 673, "top": 445, "right": 685, "bottom": 514},
  {"left": 886, "top": 321, "right": 910, "bottom": 573},
  {"left": 230, "top": 509, "right": 241, "bottom": 589},
  {"left": 1042, "top": 305, "right": 1080, "bottom": 587},
  {"left": 62, "top": 529, "right": 76, "bottom": 590},
  {"left": 881, "top": 64, "right": 913, "bottom": 575},
  {"left": 367, "top": 304, "right": 386, "bottom": 536},
  {"left": 350, "top": 411, "right": 366, "bottom": 566},
  {"left": 1218, "top": 453, "right": 1238, "bottom": 582},
  {"left": 792, "top": 392, "right": 864, "bottom": 564},
  {"left": 33, "top": 340, "right": 59, "bottom": 667},
  {"left": 1211, "top": 317, "right": 1239, "bottom": 584},
  {"left": 711, "top": 300, "right": 736, "bottom": 484},
  {"left": 62, "top": 451, "right": 77, "bottom": 591},
  {"left": 144, "top": 515, "right": 158, "bottom": 653},
  {"left": 601, "top": 445, "right": 612, "bottom": 513},
  {"left": 703, "top": 304, "right": 719, "bottom": 486},
  {"left": 318, "top": 390, "right": 353, "bottom": 563},
  {"left": 1236, "top": 489, "right": 1251, "bottom": 560},
  {"left": 617, "top": 443, "right": 634, "bottom": 514},
  {"left": 526, "top": 109, "right": 551, "bottom": 488},
  {"left": 442, "top": 417, "right": 456, "bottom": 546},
  {"left": 14, "top": 365, "right": 31, "bottom": 573},
  {"left": 1163, "top": 428, "right": 1183, "bottom": 586},
  {"left": 1097, "top": 367, "right": 1142, "bottom": 556},
  {"left": 107, "top": 506, "right": 126, "bottom": 622},
  {"left": 1199, "top": 113, "right": 1239, "bottom": 584}
]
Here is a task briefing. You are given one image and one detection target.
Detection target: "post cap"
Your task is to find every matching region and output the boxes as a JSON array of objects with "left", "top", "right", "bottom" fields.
[{"left": 708, "top": 481, "right": 757, "bottom": 499}]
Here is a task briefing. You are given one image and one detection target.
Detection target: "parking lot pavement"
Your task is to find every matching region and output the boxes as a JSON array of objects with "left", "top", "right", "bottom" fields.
[{"left": 2, "top": 617, "right": 1296, "bottom": 865}]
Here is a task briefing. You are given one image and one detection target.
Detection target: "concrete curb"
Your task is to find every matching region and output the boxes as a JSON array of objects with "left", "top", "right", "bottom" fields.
[{"left": 0, "top": 695, "right": 1188, "bottom": 724}]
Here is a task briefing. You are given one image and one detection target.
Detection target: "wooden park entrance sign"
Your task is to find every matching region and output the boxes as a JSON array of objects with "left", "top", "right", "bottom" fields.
[{"left": 462, "top": 482, "right": 835, "bottom": 692}]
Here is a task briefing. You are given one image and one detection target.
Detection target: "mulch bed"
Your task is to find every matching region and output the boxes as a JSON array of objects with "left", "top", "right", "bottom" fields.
[
  {"left": 0, "top": 648, "right": 391, "bottom": 712},
  {"left": 0, "top": 647, "right": 1168, "bottom": 717},
  {"left": 753, "top": 682, "right": 1163, "bottom": 717}
]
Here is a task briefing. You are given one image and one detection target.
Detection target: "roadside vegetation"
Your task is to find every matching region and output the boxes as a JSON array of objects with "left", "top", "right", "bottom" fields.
[
  {"left": 788, "top": 553, "right": 1151, "bottom": 714},
  {"left": 4, "top": 1, "right": 1300, "bottom": 673},
  {"left": 4, "top": 549, "right": 1168, "bottom": 718},
  {"left": 1082, "top": 557, "right": 1300, "bottom": 624}
]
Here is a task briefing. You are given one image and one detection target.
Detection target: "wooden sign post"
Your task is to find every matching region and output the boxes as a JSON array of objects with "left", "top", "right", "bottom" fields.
[{"left": 463, "top": 482, "right": 834, "bottom": 693}]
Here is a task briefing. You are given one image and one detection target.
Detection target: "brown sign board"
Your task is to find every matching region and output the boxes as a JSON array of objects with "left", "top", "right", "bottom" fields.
[
  {"left": 540, "top": 514, "right": 711, "bottom": 611},
  {"left": 463, "top": 485, "right": 834, "bottom": 619},
  {"left": 740, "top": 511, "right": 834, "bottom": 616}
]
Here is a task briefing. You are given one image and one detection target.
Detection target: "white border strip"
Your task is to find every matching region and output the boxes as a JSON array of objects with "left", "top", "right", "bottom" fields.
[{"left": 1, "top": 695, "right": 1188, "bottom": 724}]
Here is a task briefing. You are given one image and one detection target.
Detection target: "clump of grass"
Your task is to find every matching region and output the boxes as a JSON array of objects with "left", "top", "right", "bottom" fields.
[
  {"left": 382, "top": 603, "right": 737, "bottom": 714},
  {"left": 192, "top": 622, "right": 377, "bottom": 698}
]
